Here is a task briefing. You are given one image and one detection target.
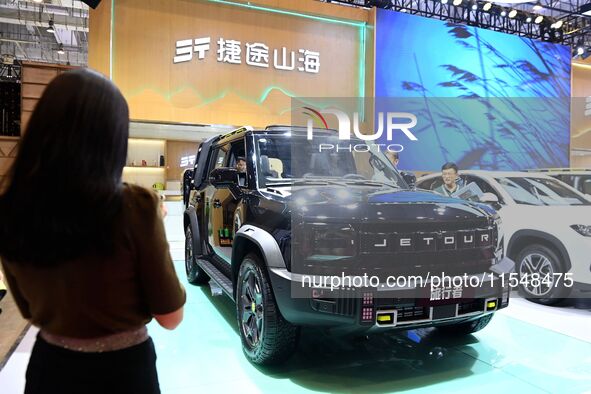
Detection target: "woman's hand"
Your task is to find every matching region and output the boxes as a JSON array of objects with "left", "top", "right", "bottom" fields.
[{"left": 159, "top": 194, "right": 167, "bottom": 218}]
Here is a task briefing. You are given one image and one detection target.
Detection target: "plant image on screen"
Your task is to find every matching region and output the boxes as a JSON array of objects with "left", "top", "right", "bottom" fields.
[{"left": 375, "top": 10, "right": 571, "bottom": 171}]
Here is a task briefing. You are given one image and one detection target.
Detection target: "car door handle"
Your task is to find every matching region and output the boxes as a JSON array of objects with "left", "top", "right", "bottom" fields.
[{"left": 213, "top": 199, "right": 222, "bottom": 208}]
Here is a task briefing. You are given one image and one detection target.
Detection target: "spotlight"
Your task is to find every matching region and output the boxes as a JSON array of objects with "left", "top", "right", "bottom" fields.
[
  {"left": 508, "top": 9, "right": 517, "bottom": 18},
  {"left": 33, "top": 0, "right": 43, "bottom": 3},
  {"left": 453, "top": 0, "right": 462, "bottom": 6},
  {"left": 535, "top": 15, "right": 544, "bottom": 24},
  {"left": 577, "top": 47, "right": 585, "bottom": 56},
  {"left": 401, "top": 8, "right": 407, "bottom": 12},
  {"left": 441, "top": 0, "right": 449, "bottom": 4},
  {"left": 47, "top": 19, "right": 55, "bottom": 33},
  {"left": 57, "top": 43, "right": 65, "bottom": 55},
  {"left": 501, "top": 10, "right": 507, "bottom": 17},
  {"left": 526, "top": 16, "right": 532, "bottom": 23},
  {"left": 553, "top": 20, "right": 563, "bottom": 29},
  {"left": 472, "top": 3, "right": 477, "bottom": 11},
  {"left": 533, "top": 1, "right": 543, "bottom": 11},
  {"left": 483, "top": 2, "right": 492, "bottom": 12}
]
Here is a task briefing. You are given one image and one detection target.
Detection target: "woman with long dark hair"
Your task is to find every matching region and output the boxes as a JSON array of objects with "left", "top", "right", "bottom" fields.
[{"left": 0, "top": 69, "right": 185, "bottom": 394}]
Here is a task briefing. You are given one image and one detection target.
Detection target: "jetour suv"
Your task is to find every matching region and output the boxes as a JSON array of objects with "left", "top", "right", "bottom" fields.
[
  {"left": 183, "top": 126, "right": 513, "bottom": 365},
  {"left": 417, "top": 170, "right": 591, "bottom": 305}
]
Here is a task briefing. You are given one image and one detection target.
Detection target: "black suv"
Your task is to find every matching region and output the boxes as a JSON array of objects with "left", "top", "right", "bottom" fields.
[{"left": 183, "top": 126, "right": 514, "bottom": 365}]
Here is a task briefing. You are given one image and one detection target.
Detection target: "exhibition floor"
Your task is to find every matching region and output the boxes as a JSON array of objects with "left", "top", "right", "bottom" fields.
[{"left": 0, "top": 202, "right": 590, "bottom": 393}]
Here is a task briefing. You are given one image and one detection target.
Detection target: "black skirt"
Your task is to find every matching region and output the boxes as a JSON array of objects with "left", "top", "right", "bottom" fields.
[{"left": 25, "top": 333, "right": 160, "bottom": 394}]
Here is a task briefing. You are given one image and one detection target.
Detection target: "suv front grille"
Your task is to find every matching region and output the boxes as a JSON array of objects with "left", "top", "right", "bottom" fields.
[{"left": 395, "top": 306, "right": 430, "bottom": 322}]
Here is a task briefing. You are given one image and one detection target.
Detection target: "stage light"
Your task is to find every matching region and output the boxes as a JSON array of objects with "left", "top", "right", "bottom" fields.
[
  {"left": 33, "top": 0, "right": 43, "bottom": 3},
  {"left": 483, "top": 2, "right": 492, "bottom": 12},
  {"left": 500, "top": 10, "right": 507, "bottom": 17},
  {"left": 535, "top": 15, "right": 544, "bottom": 24},
  {"left": 577, "top": 47, "right": 585, "bottom": 56},
  {"left": 472, "top": 4, "right": 477, "bottom": 11},
  {"left": 526, "top": 16, "right": 532, "bottom": 23},
  {"left": 453, "top": 0, "right": 462, "bottom": 6},
  {"left": 57, "top": 43, "right": 65, "bottom": 55},
  {"left": 553, "top": 20, "right": 563, "bottom": 29},
  {"left": 441, "top": 0, "right": 449, "bottom": 4},
  {"left": 582, "top": 3, "right": 591, "bottom": 16},
  {"left": 533, "top": 1, "right": 543, "bottom": 11},
  {"left": 47, "top": 19, "right": 55, "bottom": 33},
  {"left": 508, "top": 9, "right": 517, "bottom": 18}
]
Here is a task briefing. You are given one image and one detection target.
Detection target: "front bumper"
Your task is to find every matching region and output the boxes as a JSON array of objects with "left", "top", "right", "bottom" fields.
[{"left": 268, "top": 257, "right": 515, "bottom": 334}]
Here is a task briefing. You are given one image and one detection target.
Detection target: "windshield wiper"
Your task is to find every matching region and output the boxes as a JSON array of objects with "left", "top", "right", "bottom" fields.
[
  {"left": 267, "top": 178, "right": 400, "bottom": 189},
  {"left": 343, "top": 179, "right": 401, "bottom": 189},
  {"left": 265, "top": 179, "right": 339, "bottom": 187},
  {"left": 265, "top": 181, "right": 293, "bottom": 186}
]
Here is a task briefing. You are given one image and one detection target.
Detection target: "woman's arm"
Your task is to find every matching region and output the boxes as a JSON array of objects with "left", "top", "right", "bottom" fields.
[
  {"left": 153, "top": 306, "right": 184, "bottom": 330},
  {"left": 133, "top": 188, "right": 186, "bottom": 329}
]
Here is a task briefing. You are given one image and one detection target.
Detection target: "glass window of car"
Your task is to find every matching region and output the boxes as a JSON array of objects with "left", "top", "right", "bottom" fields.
[
  {"left": 416, "top": 176, "right": 442, "bottom": 191},
  {"left": 463, "top": 175, "right": 505, "bottom": 204},
  {"left": 582, "top": 178, "right": 591, "bottom": 195},
  {"left": 495, "top": 177, "right": 590, "bottom": 206},
  {"left": 255, "top": 134, "right": 406, "bottom": 188},
  {"left": 209, "top": 144, "right": 230, "bottom": 174},
  {"left": 571, "top": 175, "right": 591, "bottom": 195},
  {"left": 227, "top": 139, "right": 247, "bottom": 187}
]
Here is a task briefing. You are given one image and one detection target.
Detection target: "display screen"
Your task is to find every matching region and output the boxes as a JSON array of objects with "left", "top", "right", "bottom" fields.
[{"left": 375, "top": 9, "right": 571, "bottom": 171}]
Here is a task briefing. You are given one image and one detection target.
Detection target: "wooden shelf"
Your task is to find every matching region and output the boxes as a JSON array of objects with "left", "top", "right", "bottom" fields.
[
  {"left": 0, "top": 136, "right": 20, "bottom": 141},
  {"left": 124, "top": 166, "right": 165, "bottom": 169}
]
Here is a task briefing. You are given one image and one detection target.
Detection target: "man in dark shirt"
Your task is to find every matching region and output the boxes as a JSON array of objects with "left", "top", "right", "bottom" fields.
[{"left": 434, "top": 162, "right": 460, "bottom": 197}]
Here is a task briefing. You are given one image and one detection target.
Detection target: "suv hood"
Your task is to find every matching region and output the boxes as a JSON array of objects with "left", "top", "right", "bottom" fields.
[{"left": 290, "top": 185, "right": 494, "bottom": 224}]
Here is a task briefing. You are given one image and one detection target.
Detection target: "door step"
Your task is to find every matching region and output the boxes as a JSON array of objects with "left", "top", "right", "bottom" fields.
[
  {"left": 209, "top": 281, "right": 223, "bottom": 297},
  {"left": 197, "top": 259, "right": 234, "bottom": 299}
]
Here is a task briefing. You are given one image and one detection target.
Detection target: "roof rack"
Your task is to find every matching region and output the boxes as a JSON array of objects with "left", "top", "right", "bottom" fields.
[
  {"left": 265, "top": 125, "right": 338, "bottom": 133},
  {"left": 525, "top": 168, "right": 591, "bottom": 172},
  {"left": 219, "top": 126, "right": 253, "bottom": 140}
]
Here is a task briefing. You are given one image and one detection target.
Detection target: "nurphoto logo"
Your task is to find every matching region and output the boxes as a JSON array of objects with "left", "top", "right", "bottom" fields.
[{"left": 303, "top": 107, "right": 419, "bottom": 153}]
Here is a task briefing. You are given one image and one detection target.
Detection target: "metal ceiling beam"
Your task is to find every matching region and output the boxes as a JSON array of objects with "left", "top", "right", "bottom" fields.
[{"left": 0, "top": 16, "right": 88, "bottom": 32}]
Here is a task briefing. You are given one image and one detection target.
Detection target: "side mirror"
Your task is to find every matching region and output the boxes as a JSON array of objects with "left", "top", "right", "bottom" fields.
[
  {"left": 401, "top": 171, "right": 416, "bottom": 189},
  {"left": 209, "top": 167, "right": 242, "bottom": 199},
  {"left": 209, "top": 167, "right": 237, "bottom": 187},
  {"left": 480, "top": 192, "right": 499, "bottom": 204}
]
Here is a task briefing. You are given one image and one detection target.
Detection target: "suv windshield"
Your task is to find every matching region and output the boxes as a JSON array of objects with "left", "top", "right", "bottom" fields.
[
  {"left": 496, "top": 177, "right": 590, "bottom": 206},
  {"left": 255, "top": 134, "right": 407, "bottom": 189}
]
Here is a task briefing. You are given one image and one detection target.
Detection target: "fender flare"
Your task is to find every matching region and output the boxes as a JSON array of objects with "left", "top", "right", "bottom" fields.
[
  {"left": 184, "top": 205, "right": 203, "bottom": 257},
  {"left": 232, "top": 224, "right": 286, "bottom": 270}
]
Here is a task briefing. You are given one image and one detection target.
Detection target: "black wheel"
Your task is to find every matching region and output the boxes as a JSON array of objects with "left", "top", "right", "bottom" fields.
[
  {"left": 236, "top": 253, "right": 299, "bottom": 365},
  {"left": 185, "top": 226, "right": 209, "bottom": 285},
  {"left": 437, "top": 314, "right": 494, "bottom": 336},
  {"left": 516, "top": 244, "right": 571, "bottom": 306}
]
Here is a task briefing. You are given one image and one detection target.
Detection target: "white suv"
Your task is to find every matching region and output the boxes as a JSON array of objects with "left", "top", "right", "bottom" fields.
[
  {"left": 529, "top": 169, "right": 591, "bottom": 197},
  {"left": 417, "top": 170, "right": 591, "bottom": 305}
]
